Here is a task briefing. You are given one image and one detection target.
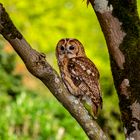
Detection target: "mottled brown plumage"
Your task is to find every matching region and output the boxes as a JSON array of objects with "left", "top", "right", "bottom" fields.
[{"left": 56, "top": 38, "right": 102, "bottom": 116}]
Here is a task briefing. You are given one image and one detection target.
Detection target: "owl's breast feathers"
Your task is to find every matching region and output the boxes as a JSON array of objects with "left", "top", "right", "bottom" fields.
[{"left": 68, "top": 57, "right": 102, "bottom": 115}]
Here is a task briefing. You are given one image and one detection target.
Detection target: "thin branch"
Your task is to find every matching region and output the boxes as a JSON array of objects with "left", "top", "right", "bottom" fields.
[{"left": 0, "top": 3, "right": 108, "bottom": 140}]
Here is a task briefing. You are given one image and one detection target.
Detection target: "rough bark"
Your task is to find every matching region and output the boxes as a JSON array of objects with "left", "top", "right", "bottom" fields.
[
  {"left": 0, "top": 3, "right": 108, "bottom": 140},
  {"left": 89, "top": 0, "right": 140, "bottom": 139}
]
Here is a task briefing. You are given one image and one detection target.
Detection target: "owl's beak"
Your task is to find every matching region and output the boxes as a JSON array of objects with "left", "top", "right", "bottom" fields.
[
  {"left": 65, "top": 49, "right": 72, "bottom": 54},
  {"left": 66, "top": 51, "right": 70, "bottom": 54}
]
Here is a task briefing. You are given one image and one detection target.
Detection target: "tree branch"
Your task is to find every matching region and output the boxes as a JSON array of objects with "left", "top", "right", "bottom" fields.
[
  {"left": 89, "top": 0, "right": 140, "bottom": 139},
  {"left": 0, "top": 3, "right": 108, "bottom": 140}
]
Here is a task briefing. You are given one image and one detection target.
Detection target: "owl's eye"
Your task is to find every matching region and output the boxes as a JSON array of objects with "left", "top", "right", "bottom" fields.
[
  {"left": 60, "top": 46, "right": 65, "bottom": 51},
  {"left": 69, "top": 45, "right": 75, "bottom": 50}
]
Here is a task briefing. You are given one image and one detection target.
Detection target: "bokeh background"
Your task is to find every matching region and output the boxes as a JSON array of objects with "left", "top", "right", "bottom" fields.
[{"left": 0, "top": 1, "right": 139, "bottom": 140}]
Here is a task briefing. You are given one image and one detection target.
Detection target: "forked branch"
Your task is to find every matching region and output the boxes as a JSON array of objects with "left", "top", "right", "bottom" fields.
[{"left": 0, "top": 3, "right": 108, "bottom": 140}]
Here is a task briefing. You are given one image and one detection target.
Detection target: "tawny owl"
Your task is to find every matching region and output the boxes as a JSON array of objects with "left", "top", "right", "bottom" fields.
[{"left": 56, "top": 38, "right": 102, "bottom": 117}]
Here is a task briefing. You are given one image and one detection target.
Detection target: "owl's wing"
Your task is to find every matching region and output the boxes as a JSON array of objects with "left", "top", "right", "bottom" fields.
[{"left": 68, "top": 57, "right": 102, "bottom": 115}]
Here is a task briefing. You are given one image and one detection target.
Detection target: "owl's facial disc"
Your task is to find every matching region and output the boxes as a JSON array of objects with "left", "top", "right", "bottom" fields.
[
  {"left": 66, "top": 45, "right": 77, "bottom": 58},
  {"left": 66, "top": 45, "right": 75, "bottom": 53},
  {"left": 56, "top": 38, "right": 86, "bottom": 60},
  {"left": 58, "top": 44, "right": 77, "bottom": 58}
]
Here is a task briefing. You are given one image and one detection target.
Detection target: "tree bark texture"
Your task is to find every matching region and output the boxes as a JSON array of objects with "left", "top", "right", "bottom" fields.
[
  {"left": 89, "top": 0, "right": 140, "bottom": 139},
  {"left": 0, "top": 3, "right": 108, "bottom": 140}
]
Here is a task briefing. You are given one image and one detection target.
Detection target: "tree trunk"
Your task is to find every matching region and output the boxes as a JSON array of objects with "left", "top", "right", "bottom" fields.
[{"left": 89, "top": 0, "right": 140, "bottom": 139}]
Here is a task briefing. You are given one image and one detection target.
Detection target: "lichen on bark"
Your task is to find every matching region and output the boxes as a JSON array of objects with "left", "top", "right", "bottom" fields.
[
  {"left": 108, "top": 0, "right": 140, "bottom": 138},
  {"left": 89, "top": 0, "right": 140, "bottom": 139}
]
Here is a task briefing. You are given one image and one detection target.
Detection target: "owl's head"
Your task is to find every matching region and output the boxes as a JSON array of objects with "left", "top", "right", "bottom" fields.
[{"left": 56, "top": 38, "right": 86, "bottom": 61}]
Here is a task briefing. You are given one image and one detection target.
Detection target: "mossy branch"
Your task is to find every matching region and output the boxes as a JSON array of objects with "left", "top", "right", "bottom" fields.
[
  {"left": 89, "top": 0, "right": 140, "bottom": 139},
  {"left": 0, "top": 3, "right": 108, "bottom": 140}
]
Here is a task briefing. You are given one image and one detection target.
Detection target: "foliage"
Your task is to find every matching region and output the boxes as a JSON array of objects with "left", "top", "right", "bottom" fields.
[
  {"left": 0, "top": 0, "right": 140, "bottom": 140},
  {"left": 0, "top": 44, "right": 87, "bottom": 140}
]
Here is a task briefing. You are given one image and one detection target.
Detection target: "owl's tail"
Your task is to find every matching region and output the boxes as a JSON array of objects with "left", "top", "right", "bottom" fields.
[
  {"left": 92, "top": 103, "right": 98, "bottom": 118},
  {"left": 92, "top": 97, "right": 102, "bottom": 118}
]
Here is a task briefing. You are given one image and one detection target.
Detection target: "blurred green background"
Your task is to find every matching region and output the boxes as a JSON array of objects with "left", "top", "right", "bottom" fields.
[{"left": 0, "top": 1, "right": 139, "bottom": 140}]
